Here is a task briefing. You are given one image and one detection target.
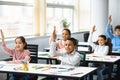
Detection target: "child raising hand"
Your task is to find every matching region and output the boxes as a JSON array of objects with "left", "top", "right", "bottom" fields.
[
  {"left": 0, "top": 29, "right": 30, "bottom": 80},
  {"left": 49, "top": 26, "right": 71, "bottom": 52}
]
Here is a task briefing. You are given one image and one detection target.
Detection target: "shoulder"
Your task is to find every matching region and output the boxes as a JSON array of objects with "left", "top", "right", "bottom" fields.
[
  {"left": 73, "top": 51, "right": 80, "bottom": 56},
  {"left": 102, "top": 45, "right": 109, "bottom": 50}
]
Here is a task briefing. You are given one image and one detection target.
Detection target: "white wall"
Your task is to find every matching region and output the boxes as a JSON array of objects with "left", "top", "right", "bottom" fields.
[
  {"left": 90, "top": 0, "right": 108, "bottom": 41},
  {"left": 109, "top": 0, "right": 120, "bottom": 30}
]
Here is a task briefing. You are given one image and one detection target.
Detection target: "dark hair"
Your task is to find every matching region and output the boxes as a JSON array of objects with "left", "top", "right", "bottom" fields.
[
  {"left": 99, "top": 35, "right": 107, "bottom": 40},
  {"left": 67, "top": 37, "right": 78, "bottom": 47},
  {"left": 94, "top": 35, "right": 112, "bottom": 55},
  {"left": 106, "top": 38, "right": 112, "bottom": 55},
  {"left": 94, "top": 35, "right": 107, "bottom": 45},
  {"left": 115, "top": 25, "right": 120, "bottom": 31},
  {"left": 62, "top": 28, "right": 71, "bottom": 35},
  {"left": 15, "top": 36, "right": 27, "bottom": 49}
]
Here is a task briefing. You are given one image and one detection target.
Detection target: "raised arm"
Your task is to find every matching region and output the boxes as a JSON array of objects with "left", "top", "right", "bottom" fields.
[
  {"left": 88, "top": 25, "right": 96, "bottom": 42},
  {"left": 49, "top": 26, "right": 57, "bottom": 44},
  {"left": 0, "top": 29, "right": 6, "bottom": 47},
  {"left": 0, "top": 29, "right": 14, "bottom": 56},
  {"left": 51, "top": 26, "right": 57, "bottom": 42},
  {"left": 105, "top": 15, "right": 114, "bottom": 39},
  {"left": 88, "top": 25, "right": 97, "bottom": 49},
  {"left": 108, "top": 15, "right": 112, "bottom": 24}
]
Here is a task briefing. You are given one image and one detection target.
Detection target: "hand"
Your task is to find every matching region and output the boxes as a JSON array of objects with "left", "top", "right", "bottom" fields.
[
  {"left": 91, "top": 25, "right": 96, "bottom": 33},
  {"left": 108, "top": 15, "right": 112, "bottom": 24},
  {"left": 0, "top": 29, "right": 6, "bottom": 47},
  {"left": 53, "top": 56, "right": 59, "bottom": 60},
  {"left": 51, "top": 26, "right": 57, "bottom": 41},
  {"left": 7, "top": 61, "right": 16, "bottom": 64}
]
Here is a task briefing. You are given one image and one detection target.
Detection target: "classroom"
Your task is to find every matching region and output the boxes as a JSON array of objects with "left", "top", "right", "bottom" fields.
[{"left": 0, "top": 0, "right": 120, "bottom": 80}]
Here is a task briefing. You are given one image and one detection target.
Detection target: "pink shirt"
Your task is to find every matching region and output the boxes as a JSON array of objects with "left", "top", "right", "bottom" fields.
[
  {"left": 2, "top": 46, "right": 30, "bottom": 64},
  {"left": 49, "top": 37, "right": 66, "bottom": 52},
  {"left": 56, "top": 40, "right": 66, "bottom": 52}
]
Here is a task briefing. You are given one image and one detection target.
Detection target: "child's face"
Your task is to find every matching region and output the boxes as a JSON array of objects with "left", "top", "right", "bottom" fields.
[
  {"left": 62, "top": 30, "right": 71, "bottom": 41},
  {"left": 65, "top": 40, "right": 76, "bottom": 54},
  {"left": 15, "top": 38, "right": 25, "bottom": 51},
  {"left": 98, "top": 37, "right": 106, "bottom": 46},
  {"left": 115, "top": 29, "right": 120, "bottom": 36}
]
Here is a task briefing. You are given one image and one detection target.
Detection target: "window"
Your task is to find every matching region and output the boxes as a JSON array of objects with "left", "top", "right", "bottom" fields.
[
  {"left": 46, "top": 0, "right": 75, "bottom": 35},
  {"left": 0, "top": 0, "right": 34, "bottom": 38}
]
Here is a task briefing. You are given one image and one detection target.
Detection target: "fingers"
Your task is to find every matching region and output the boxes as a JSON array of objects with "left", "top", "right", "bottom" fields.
[
  {"left": 108, "top": 15, "right": 112, "bottom": 24},
  {"left": 93, "top": 25, "right": 96, "bottom": 30},
  {"left": 92, "top": 25, "right": 96, "bottom": 33},
  {"left": 0, "top": 29, "right": 4, "bottom": 38},
  {"left": 51, "top": 26, "right": 57, "bottom": 41},
  {"left": 53, "top": 25, "right": 56, "bottom": 34}
]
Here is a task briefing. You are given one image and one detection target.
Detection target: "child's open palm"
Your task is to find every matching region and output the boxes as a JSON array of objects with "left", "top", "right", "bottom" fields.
[
  {"left": 92, "top": 25, "right": 96, "bottom": 33},
  {"left": 108, "top": 15, "right": 112, "bottom": 24},
  {"left": 51, "top": 26, "right": 57, "bottom": 41},
  {"left": 0, "top": 29, "right": 6, "bottom": 47}
]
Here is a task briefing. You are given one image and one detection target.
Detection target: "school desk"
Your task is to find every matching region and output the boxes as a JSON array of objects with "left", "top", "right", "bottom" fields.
[
  {"left": 38, "top": 51, "right": 59, "bottom": 64},
  {"left": 112, "top": 50, "right": 120, "bottom": 56},
  {"left": 78, "top": 42, "right": 92, "bottom": 53},
  {"left": 0, "top": 61, "right": 97, "bottom": 80},
  {"left": 85, "top": 54, "right": 120, "bottom": 80}
]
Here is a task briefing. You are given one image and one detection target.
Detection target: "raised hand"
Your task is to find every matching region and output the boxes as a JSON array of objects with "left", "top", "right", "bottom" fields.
[
  {"left": 108, "top": 15, "right": 112, "bottom": 24},
  {"left": 91, "top": 25, "right": 96, "bottom": 33},
  {"left": 0, "top": 29, "right": 6, "bottom": 47},
  {"left": 51, "top": 26, "right": 57, "bottom": 41}
]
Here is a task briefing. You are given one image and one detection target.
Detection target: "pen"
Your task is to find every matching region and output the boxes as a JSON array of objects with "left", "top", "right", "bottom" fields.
[
  {"left": 70, "top": 72, "right": 83, "bottom": 75},
  {"left": 36, "top": 67, "right": 44, "bottom": 70},
  {"left": 41, "top": 68, "right": 50, "bottom": 71},
  {"left": 93, "top": 56, "right": 98, "bottom": 57}
]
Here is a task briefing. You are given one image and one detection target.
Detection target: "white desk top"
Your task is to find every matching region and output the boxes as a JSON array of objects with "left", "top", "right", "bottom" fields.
[
  {"left": 0, "top": 61, "right": 96, "bottom": 78},
  {"left": 78, "top": 42, "right": 90, "bottom": 46},
  {"left": 38, "top": 51, "right": 50, "bottom": 58},
  {"left": 112, "top": 50, "right": 120, "bottom": 54},
  {"left": 86, "top": 54, "right": 120, "bottom": 63},
  {"left": 78, "top": 47, "right": 90, "bottom": 51}
]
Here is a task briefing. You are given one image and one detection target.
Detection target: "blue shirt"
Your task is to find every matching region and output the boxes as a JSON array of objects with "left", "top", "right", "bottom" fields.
[{"left": 105, "top": 24, "right": 120, "bottom": 50}]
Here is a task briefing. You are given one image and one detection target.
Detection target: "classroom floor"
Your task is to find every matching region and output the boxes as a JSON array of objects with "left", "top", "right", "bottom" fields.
[{"left": 0, "top": 73, "right": 7, "bottom": 80}]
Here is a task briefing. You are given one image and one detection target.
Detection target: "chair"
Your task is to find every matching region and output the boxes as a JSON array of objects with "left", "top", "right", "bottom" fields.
[
  {"left": 83, "top": 32, "right": 89, "bottom": 42},
  {"left": 77, "top": 51, "right": 87, "bottom": 66},
  {"left": 27, "top": 44, "right": 38, "bottom": 80},
  {"left": 27, "top": 44, "right": 38, "bottom": 63}
]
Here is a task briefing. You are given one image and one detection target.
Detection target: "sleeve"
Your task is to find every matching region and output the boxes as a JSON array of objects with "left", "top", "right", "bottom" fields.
[
  {"left": 113, "top": 46, "right": 120, "bottom": 51},
  {"left": 50, "top": 42, "right": 63, "bottom": 57},
  {"left": 49, "top": 37, "right": 60, "bottom": 49},
  {"left": 105, "top": 24, "right": 114, "bottom": 39},
  {"left": 14, "top": 50, "right": 30, "bottom": 64},
  {"left": 103, "top": 46, "right": 109, "bottom": 56},
  {"left": 87, "top": 32, "right": 97, "bottom": 50},
  {"left": 2, "top": 46, "right": 14, "bottom": 56},
  {"left": 59, "top": 52, "right": 80, "bottom": 66},
  {"left": 49, "top": 36, "right": 54, "bottom": 45}
]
